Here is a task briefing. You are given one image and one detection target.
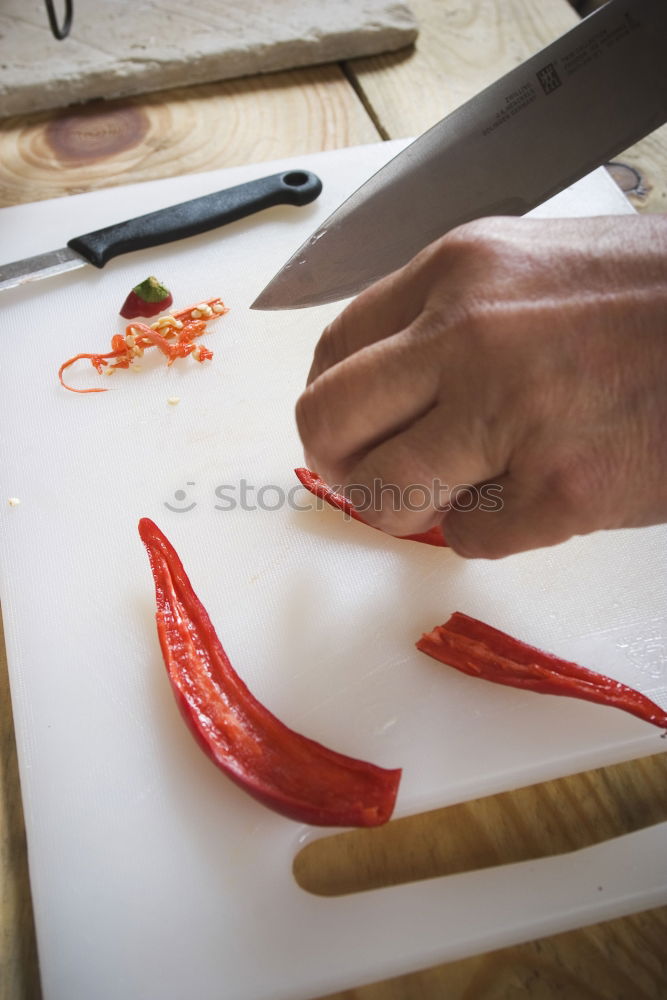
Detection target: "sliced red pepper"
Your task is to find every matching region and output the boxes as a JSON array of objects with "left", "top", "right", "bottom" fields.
[
  {"left": 138, "top": 518, "right": 401, "bottom": 826},
  {"left": 417, "top": 612, "right": 667, "bottom": 729},
  {"left": 59, "top": 297, "right": 228, "bottom": 393},
  {"left": 120, "top": 276, "right": 173, "bottom": 319},
  {"left": 294, "top": 468, "right": 447, "bottom": 547}
]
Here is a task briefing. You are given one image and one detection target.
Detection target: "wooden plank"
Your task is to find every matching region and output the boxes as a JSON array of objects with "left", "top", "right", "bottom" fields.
[
  {"left": 2, "top": 0, "right": 664, "bottom": 213},
  {"left": 607, "top": 131, "right": 667, "bottom": 215},
  {"left": 343, "top": 0, "right": 580, "bottom": 139},
  {"left": 0, "top": 66, "right": 380, "bottom": 208},
  {"left": 0, "top": 614, "right": 41, "bottom": 1000},
  {"left": 315, "top": 907, "right": 667, "bottom": 999}
]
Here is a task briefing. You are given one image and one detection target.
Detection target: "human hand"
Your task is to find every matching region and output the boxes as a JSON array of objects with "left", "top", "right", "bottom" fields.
[{"left": 295, "top": 215, "right": 667, "bottom": 558}]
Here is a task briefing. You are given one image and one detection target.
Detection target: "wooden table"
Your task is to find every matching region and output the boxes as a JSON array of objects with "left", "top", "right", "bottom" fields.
[{"left": 1, "top": 2, "right": 666, "bottom": 997}]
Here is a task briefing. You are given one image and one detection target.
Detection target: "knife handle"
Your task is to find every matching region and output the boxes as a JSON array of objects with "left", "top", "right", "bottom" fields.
[{"left": 66, "top": 170, "right": 323, "bottom": 268}]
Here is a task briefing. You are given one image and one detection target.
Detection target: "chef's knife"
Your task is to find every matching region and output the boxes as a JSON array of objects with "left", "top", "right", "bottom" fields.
[
  {"left": 0, "top": 170, "right": 323, "bottom": 293},
  {"left": 252, "top": 0, "right": 667, "bottom": 310}
]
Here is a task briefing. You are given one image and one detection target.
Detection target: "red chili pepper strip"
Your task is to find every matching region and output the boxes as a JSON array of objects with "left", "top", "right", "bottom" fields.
[
  {"left": 138, "top": 517, "right": 401, "bottom": 826},
  {"left": 58, "top": 349, "right": 126, "bottom": 393},
  {"left": 127, "top": 322, "right": 192, "bottom": 365},
  {"left": 127, "top": 320, "right": 215, "bottom": 366},
  {"left": 171, "top": 299, "right": 229, "bottom": 323},
  {"left": 59, "top": 297, "right": 228, "bottom": 392},
  {"left": 417, "top": 612, "right": 667, "bottom": 729},
  {"left": 195, "top": 344, "right": 213, "bottom": 363},
  {"left": 294, "top": 468, "right": 447, "bottom": 547}
]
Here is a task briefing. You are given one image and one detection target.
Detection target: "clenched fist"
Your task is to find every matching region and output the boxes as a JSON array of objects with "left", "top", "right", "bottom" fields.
[{"left": 295, "top": 215, "right": 667, "bottom": 558}]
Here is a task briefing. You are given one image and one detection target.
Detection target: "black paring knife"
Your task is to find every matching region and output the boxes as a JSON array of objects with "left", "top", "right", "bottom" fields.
[{"left": 0, "top": 170, "right": 323, "bottom": 293}]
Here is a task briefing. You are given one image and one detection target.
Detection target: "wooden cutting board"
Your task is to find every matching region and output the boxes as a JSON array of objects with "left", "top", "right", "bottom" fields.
[
  {"left": 0, "top": 141, "right": 666, "bottom": 1000},
  {"left": 0, "top": 0, "right": 417, "bottom": 118}
]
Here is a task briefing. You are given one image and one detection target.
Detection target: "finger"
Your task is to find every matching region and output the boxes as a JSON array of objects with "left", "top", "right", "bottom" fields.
[
  {"left": 340, "top": 405, "right": 500, "bottom": 538},
  {"left": 296, "top": 322, "right": 442, "bottom": 485},
  {"left": 307, "top": 256, "right": 431, "bottom": 385},
  {"left": 441, "top": 468, "right": 594, "bottom": 559}
]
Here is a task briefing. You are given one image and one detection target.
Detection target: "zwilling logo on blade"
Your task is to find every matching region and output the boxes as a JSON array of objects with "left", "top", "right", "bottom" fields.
[{"left": 537, "top": 63, "right": 562, "bottom": 94}]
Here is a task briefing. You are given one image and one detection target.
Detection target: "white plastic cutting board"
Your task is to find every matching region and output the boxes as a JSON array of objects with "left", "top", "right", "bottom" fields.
[{"left": 1, "top": 142, "right": 666, "bottom": 1000}]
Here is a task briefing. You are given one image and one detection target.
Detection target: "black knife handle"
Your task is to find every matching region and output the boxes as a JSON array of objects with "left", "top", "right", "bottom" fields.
[{"left": 67, "top": 170, "right": 323, "bottom": 268}]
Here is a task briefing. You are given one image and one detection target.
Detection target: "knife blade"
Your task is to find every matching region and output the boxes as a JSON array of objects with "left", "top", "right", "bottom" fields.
[
  {"left": 0, "top": 170, "right": 322, "bottom": 293},
  {"left": 252, "top": 0, "right": 667, "bottom": 311}
]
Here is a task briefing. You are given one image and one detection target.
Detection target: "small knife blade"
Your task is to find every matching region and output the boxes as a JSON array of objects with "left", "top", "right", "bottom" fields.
[
  {"left": 0, "top": 170, "right": 322, "bottom": 293},
  {"left": 252, "top": 0, "right": 667, "bottom": 311}
]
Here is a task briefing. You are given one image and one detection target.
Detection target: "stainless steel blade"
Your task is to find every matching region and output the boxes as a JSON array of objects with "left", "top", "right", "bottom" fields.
[
  {"left": 0, "top": 247, "right": 85, "bottom": 292},
  {"left": 252, "top": 0, "right": 667, "bottom": 310}
]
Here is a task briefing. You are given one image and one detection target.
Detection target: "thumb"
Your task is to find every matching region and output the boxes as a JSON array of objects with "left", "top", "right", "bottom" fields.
[{"left": 441, "top": 476, "right": 580, "bottom": 559}]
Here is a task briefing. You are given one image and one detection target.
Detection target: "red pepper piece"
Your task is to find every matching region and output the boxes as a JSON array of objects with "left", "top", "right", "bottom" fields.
[
  {"left": 294, "top": 468, "right": 447, "bottom": 547},
  {"left": 138, "top": 518, "right": 401, "bottom": 826},
  {"left": 59, "top": 296, "right": 227, "bottom": 392},
  {"left": 120, "top": 276, "right": 174, "bottom": 319},
  {"left": 417, "top": 612, "right": 667, "bottom": 729},
  {"left": 57, "top": 349, "right": 126, "bottom": 393}
]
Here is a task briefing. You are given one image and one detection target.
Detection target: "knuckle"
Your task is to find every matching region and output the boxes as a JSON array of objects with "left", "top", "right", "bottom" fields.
[
  {"left": 295, "top": 382, "right": 348, "bottom": 485},
  {"left": 294, "top": 382, "right": 322, "bottom": 449},
  {"left": 429, "top": 220, "right": 510, "bottom": 280},
  {"left": 414, "top": 225, "right": 518, "bottom": 349},
  {"left": 310, "top": 305, "right": 359, "bottom": 379},
  {"left": 310, "top": 322, "right": 340, "bottom": 377}
]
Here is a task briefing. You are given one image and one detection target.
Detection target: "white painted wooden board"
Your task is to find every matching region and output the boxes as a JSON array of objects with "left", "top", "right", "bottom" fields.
[
  {"left": 0, "top": 0, "right": 417, "bottom": 118},
  {"left": 0, "top": 142, "right": 666, "bottom": 1000}
]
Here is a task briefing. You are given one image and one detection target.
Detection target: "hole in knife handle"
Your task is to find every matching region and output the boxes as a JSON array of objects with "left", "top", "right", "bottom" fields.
[
  {"left": 282, "top": 171, "right": 310, "bottom": 188},
  {"left": 292, "top": 754, "right": 667, "bottom": 897}
]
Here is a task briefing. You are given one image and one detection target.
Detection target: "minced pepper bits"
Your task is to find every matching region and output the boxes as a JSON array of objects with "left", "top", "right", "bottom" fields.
[{"left": 59, "top": 297, "right": 229, "bottom": 394}]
